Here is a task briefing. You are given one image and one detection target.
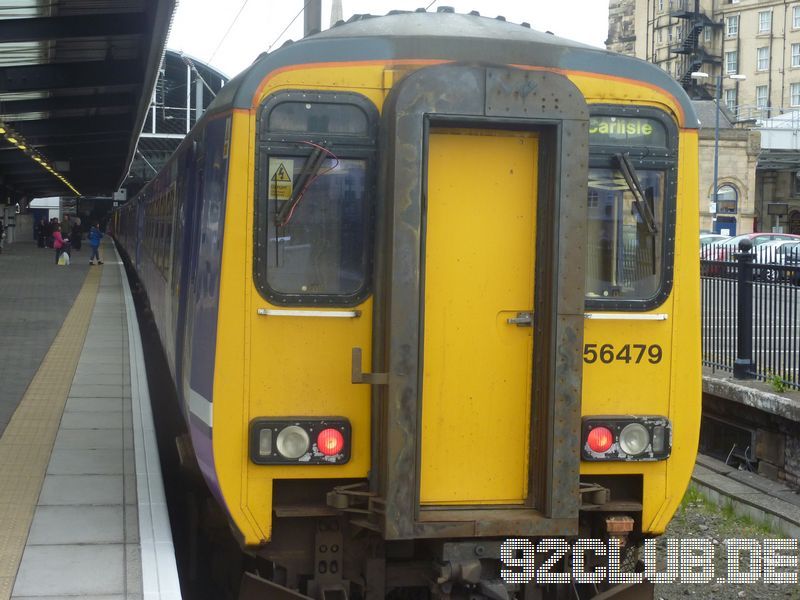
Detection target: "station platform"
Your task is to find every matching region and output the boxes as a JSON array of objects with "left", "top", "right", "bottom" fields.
[{"left": 0, "top": 240, "right": 180, "bottom": 600}]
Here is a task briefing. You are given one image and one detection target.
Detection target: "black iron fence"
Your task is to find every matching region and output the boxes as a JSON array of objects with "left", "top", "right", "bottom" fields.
[{"left": 701, "top": 242, "right": 800, "bottom": 391}]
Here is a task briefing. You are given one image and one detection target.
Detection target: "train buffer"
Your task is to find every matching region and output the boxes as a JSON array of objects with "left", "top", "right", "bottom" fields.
[{"left": 0, "top": 240, "right": 180, "bottom": 599}]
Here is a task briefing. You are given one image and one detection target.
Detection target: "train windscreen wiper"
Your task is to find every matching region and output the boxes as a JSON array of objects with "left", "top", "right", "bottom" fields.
[
  {"left": 275, "top": 145, "right": 327, "bottom": 227},
  {"left": 615, "top": 152, "right": 658, "bottom": 235}
]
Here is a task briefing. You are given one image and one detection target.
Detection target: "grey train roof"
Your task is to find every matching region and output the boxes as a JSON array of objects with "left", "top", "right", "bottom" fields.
[{"left": 211, "top": 11, "right": 699, "bottom": 129}]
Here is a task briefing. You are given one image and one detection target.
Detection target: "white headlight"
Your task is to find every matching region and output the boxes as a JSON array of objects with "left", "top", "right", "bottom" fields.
[
  {"left": 276, "top": 425, "right": 310, "bottom": 459},
  {"left": 619, "top": 423, "right": 650, "bottom": 456}
]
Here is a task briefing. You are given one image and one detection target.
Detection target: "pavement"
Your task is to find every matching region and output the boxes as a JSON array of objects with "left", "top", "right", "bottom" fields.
[
  {"left": 0, "top": 239, "right": 179, "bottom": 600},
  {"left": 0, "top": 240, "right": 91, "bottom": 435}
]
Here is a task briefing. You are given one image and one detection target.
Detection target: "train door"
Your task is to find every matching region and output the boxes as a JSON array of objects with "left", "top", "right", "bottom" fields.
[
  {"left": 420, "top": 129, "right": 537, "bottom": 505},
  {"left": 371, "top": 64, "right": 588, "bottom": 539}
]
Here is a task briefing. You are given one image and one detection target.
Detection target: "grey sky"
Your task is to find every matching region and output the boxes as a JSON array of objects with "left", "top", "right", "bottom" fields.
[{"left": 168, "top": 1, "right": 609, "bottom": 78}]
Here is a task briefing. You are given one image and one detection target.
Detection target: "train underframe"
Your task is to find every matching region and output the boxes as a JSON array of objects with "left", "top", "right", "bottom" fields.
[
  {"left": 236, "top": 512, "right": 653, "bottom": 600},
  {"left": 196, "top": 479, "right": 654, "bottom": 600}
]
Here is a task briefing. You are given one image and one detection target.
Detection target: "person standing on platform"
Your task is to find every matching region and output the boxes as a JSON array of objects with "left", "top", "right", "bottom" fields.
[
  {"left": 53, "top": 225, "right": 65, "bottom": 264},
  {"left": 70, "top": 219, "right": 82, "bottom": 251},
  {"left": 88, "top": 222, "right": 103, "bottom": 265}
]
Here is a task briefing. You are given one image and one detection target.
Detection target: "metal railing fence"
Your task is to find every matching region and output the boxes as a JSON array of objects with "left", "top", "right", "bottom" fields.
[{"left": 701, "top": 244, "right": 800, "bottom": 391}]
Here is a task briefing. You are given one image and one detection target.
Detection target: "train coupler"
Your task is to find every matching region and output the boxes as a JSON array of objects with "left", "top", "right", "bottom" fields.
[{"left": 434, "top": 542, "right": 513, "bottom": 600}]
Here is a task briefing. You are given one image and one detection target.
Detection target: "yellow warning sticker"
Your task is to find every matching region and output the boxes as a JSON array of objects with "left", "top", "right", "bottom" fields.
[{"left": 268, "top": 158, "right": 294, "bottom": 200}]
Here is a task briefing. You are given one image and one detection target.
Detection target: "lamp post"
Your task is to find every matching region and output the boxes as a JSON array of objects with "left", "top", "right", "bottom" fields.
[{"left": 691, "top": 70, "right": 746, "bottom": 232}]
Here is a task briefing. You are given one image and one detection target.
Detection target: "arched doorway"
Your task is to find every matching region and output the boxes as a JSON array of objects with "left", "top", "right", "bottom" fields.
[{"left": 789, "top": 210, "right": 800, "bottom": 234}]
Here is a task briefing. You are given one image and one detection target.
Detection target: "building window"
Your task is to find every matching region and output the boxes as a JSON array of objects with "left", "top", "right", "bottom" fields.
[
  {"left": 793, "top": 44, "right": 800, "bottom": 67},
  {"left": 795, "top": 6, "right": 800, "bottom": 28},
  {"left": 791, "top": 83, "right": 800, "bottom": 106},
  {"left": 704, "top": 27, "right": 712, "bottom": 42},
  {"left": 658, "top": 28, "right": 663, "bottom": 43},
  {"left": 716, "top": 185, "right": 738, "bottom": 214},
  {"left": 668, "top": 27, "right": 673, "bottom": 42},
  {"left": 758, "top": 10, "right": 772, "bottom": 33},
  {"left": 726, "top": 15, "right": 739, "bottom": 37},
  {"left": 757, "top": 47, "right": 770, "bottom": 71},
  {"left": 756, "top": 85, "right": 769, "bottom": 109},
  {"left": 726, "top": 51, "right": 738, "bottom": 74},
  {"left": 658, "top": 0, "right": 664, "bottom": 12},
  {"left": 725, "top": 88, "right": 737, "bottom": 110}
]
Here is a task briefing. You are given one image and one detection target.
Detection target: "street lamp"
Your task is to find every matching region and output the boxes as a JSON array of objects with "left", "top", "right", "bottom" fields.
[{"left": 691, "top": 70, "right": 746, "bottom": 232}]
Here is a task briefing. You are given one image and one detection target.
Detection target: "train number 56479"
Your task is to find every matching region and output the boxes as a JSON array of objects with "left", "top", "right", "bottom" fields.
[{"left": 583, "top": 344, "right": 663, "bottom": 365}]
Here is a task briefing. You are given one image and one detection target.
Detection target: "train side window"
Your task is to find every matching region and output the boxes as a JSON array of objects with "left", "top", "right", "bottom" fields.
[
  {"left": 255, "top": 92, "right": 378, "bottom": 306},
  {"left": 586, "top": 110, "right": 677, "bottom": 310}
]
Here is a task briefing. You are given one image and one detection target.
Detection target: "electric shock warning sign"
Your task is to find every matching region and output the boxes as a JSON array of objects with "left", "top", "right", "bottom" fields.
[{"left": 268, "top": 159, "right": 294, "bottom": 200}]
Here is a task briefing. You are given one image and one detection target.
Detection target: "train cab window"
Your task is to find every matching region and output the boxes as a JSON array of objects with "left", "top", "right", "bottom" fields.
[
  {"left": 268, "top": 102, "right": 369, "bottom": 135},
  {"left": 586, "top": 111, "right": 677, "bottom": 309},
  {"left": 255, "top": 92, "right": 378, "bottom": 306}
]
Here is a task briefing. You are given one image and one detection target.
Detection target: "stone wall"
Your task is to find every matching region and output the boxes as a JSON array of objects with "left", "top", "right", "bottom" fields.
[
  {"left": 607, "top": 0, "right": 636, "bottom": 54},
  {"left": 698, "top": 128, "right": 760, "bottom": 233}
]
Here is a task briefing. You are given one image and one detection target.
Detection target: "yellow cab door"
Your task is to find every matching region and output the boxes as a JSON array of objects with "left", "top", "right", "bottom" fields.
[{"left": 420, "top": 129, "right": 538, "bottom": 505}]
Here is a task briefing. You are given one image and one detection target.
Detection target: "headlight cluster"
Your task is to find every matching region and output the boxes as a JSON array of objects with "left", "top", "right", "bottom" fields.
[
  {"left": 582, "top": 416, "right": 671, "bottom": 461},
  {"left": 249, "top": 418, "right": 351, "bottom": 465}
]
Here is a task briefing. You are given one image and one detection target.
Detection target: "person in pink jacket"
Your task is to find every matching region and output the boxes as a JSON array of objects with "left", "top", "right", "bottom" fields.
[{"left": 53, "top": 225, "right": 65, "bottom": 264}]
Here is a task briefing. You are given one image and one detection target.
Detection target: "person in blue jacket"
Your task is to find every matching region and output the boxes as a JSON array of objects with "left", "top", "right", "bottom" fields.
[{"left": 88, "top": 222, "right": 104, "bottom": 265}]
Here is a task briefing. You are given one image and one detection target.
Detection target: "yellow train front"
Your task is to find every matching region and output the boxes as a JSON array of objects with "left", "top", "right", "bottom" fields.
[{"left": 126, "top": 9, "right": 701, "bottom": 599}]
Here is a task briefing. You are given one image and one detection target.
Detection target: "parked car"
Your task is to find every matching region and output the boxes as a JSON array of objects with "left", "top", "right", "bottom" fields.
[
  {"left": 754, "top": 240, "right": 800, "bottom": 281},
  {"left": 699, "top": 233, "right": 729, "bottom": 254},
  {"left": 700, "top": 232, "right": 800, "bottom": 277},
  {"left": 783, "top": 243, "right": 800, "bottom": 285},
  {"left": 701, "top": 232, "right": 800, "bottom": 261}
]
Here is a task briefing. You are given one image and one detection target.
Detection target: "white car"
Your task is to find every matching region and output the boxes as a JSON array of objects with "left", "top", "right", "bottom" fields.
[
  {"left": 754, "top": 240, "right": 800, "bottom": 281},
  {"left": 753, "top": 239, "right": 800, "bottom": 264},
  {"left": 699, "top": 233, "right": 728, "bottom": 255}
]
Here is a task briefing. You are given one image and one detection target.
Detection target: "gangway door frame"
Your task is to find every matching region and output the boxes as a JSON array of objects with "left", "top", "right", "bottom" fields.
[{"left": 367, "top": 64, "right": 589, "bottom": 540}]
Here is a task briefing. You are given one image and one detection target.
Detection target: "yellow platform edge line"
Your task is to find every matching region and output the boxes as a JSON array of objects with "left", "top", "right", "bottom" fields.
[{"left": 0, "top": 266, "right": 102, "bottom": 596}]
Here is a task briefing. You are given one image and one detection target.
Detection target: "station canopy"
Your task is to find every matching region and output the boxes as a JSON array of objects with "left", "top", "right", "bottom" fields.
[{"left": 0, "top": 0, "right": 176, "bottom": 199}]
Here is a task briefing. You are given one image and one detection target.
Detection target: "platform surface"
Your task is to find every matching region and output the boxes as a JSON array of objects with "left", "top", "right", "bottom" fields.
[{"left": 0, "top": 240, "right": 179, "bottom": 600}]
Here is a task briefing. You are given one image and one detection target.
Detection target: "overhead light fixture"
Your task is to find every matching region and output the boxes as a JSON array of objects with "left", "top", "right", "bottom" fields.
[{"left": 1, "top": 124, "right": 81, "bottom": 195}]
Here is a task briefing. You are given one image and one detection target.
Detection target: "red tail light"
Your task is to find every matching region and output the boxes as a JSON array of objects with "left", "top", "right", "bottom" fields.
[
  {"left": 317, "top": 428, "right": 345, "bottom": 456},
  {"left": 249, "top": 419, "right": 351, "bottom": 465},
  {"left": 582, "top": 417, "right": 672, "bottom": 461},
  {"left": 587, "top": 426, "right": 614, "bottom": 453}
]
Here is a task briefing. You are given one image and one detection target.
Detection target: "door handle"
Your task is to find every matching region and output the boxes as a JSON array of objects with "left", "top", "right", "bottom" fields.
[
  {"left": 351, "top": 347, "right": 388, "bottom": 385},
  {"left": 507, "top": 311, "right": 533, "bottom": 327}
]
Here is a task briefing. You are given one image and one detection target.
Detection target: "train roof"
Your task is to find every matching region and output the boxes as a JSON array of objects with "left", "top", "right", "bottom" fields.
[{"left": 209, "top": 10, "right": 698, "bottom": 128}]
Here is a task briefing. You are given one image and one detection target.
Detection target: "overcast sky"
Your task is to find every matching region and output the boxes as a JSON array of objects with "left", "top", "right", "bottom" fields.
[{"left": 167, "top": 1, "right": 609, "bottom": 78}]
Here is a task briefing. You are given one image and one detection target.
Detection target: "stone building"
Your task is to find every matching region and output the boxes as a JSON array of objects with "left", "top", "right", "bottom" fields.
[
  {"left": 694, "top": 101, "right": 761, "bottom": 234},
  {"left": 756, "top": 113, "right": 800, "bottom": 233},
  {"left": 607, "top": 0, "right": 800, "bottom": 234}
]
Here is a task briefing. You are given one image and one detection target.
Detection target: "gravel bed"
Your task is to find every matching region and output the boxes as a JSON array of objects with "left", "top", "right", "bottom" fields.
[{"left": 653, "top": 485, "right": 800, "bottom": 600}]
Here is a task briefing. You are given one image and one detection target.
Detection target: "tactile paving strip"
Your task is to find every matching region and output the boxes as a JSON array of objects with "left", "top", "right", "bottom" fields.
[{"left": 0, "top": 266, "right": 101, "bottom": 600}]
